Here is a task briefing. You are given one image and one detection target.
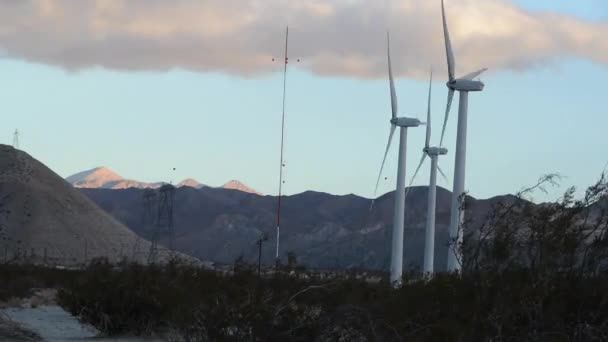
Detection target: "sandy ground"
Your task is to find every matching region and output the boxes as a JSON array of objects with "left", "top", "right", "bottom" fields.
[{"left": 3, "top": 305, "right": 162, "bottom": 342}]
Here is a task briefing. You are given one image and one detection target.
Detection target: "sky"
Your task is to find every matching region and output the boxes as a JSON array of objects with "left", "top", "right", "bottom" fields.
[{"left": 2, "top": 0, "right": 608, "bottom": 202}]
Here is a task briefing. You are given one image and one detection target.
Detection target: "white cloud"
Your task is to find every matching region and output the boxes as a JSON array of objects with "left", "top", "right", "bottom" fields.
[{"left": 0, "top": 0, "right": 606, "bottom": 78}]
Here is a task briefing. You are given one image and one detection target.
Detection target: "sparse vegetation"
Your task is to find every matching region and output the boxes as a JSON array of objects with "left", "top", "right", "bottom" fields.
[{"left": 0, "top": 264, "right": 76, "bottom": 303}]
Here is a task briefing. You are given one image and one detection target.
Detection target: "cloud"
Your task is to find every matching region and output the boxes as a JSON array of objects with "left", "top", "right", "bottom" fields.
[{"left": 0, "top": 0, "right": 606, "bottom": 79}]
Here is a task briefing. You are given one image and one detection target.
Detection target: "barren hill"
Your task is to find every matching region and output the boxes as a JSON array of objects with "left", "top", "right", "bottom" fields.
[{"left": 0, "top": 145, "right": 161, "bottom": 265}]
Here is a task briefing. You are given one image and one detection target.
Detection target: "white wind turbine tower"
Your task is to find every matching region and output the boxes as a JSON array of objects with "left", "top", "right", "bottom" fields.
[
  {"left": 372, "top": 33, "right": 423, "bottom": 285},
  {"left": 406, "top": 71, "right": 448, "bottom": 275},
  {"left": 439, "top": 0, "right": 487, "bottom": 272}
]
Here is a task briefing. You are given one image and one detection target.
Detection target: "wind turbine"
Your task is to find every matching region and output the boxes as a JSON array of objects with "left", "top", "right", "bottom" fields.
[
  {"left": 439, "top": 0, "right": 487, "bottom": 272},
  {"left": 372, "top": 33, "right": 423, "bottom": 285},
  {"left": 12, "top": 129, "right": 19, "bottom": 150},
  {"left": 406, "top": 71, "right": 448, "bottom": 275}
]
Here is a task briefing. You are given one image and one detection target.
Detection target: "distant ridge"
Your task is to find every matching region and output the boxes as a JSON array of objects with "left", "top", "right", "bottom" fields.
[{"left": 66, "top": 167, "right": 261, "bottom": 194}]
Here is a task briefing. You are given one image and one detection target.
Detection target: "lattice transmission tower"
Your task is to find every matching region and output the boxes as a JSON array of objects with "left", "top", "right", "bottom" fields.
[{"left": 146, "top": 184, "right": 175, "bottom": 264}]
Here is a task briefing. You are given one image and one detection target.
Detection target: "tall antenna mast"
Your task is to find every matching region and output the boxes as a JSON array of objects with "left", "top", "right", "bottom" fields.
[
  {"left": 275, "top": 26, "right": 298, "bottom": 263},
  {"left": 12, "top": 129, "right": 19, "bottom": 150}
]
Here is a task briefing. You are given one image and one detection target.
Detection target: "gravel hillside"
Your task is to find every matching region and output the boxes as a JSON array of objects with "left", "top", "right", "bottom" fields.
[{"left": 0, "top": 145, "right": 161, "bottom": 265}]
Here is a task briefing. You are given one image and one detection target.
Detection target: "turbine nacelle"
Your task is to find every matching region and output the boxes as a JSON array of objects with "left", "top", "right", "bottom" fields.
[
  {"left": 390, "top": 117, "right": 422, "bottom": 127},
  {"left": 424, "top": 147, "right": 448, "bottom": 156},
  {"left": 448, "top": 78, "right": 485, "bottom": 92}
]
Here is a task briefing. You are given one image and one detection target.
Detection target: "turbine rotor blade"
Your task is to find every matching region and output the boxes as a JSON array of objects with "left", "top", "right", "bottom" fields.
[
  {"left": 405, "top": 153, "right": 427, "bottom": 200},
  {"left": 441, "top": 0, "right": 455, "bottom": 82},
  {"left": 387, "top": 32, "right": 398, "bottom": 119},
  {"left": 461, "top": 68, "right": 488, "bottom": 81},
  {"left": 425, "top": 70, "right": 433, "bottom": 149},
  {"left": 439, "top": 89, "right": 454, "bottom": 147},
  {"left": 437, "top": 164, "right": 449, "bottom": 183},
  {"left": 371, "top": 125, "right": 397, "bottom": 209}
]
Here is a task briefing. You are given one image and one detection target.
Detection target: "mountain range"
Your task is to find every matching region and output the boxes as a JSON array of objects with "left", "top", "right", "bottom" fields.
[
  {"left": 66, "top": 167, "right": 260, "bottom": 195},
  {"left": 77, "top": 184, "right": 513, "bottom": 272}
]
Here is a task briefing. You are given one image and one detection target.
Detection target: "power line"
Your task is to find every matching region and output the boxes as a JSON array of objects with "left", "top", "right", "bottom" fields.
[{"left": 257, "top": 232, "right": 269, "bottom": 278}]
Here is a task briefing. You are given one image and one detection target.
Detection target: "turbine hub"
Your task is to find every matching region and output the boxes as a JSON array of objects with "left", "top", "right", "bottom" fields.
[{"left": 425, "top": 147, "right": 448, "bottom": 156}]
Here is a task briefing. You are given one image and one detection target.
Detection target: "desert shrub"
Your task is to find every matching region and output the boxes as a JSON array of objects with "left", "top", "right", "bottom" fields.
[{"left": 55, "top": 263, "right": 608, "bottom": 341}]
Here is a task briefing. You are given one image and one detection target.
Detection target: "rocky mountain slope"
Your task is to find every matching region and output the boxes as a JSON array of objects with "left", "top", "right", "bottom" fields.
[{"left": 0, "top": 145, "right": 165, "bottom": 265}]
